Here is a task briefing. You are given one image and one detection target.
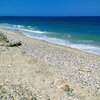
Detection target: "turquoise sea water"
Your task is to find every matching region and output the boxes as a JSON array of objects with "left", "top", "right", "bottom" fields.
[{"left": 0, "top": 17, "right": 100, "bottom": 55}]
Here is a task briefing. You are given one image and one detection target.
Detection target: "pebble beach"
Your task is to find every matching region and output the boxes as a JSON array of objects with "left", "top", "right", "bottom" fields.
[{"left": 0, "top": 28, "right": 100, "bottom": 100}]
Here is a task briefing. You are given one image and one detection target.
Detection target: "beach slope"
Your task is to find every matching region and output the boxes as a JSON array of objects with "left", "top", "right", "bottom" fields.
[{"left": 0, "top": 29, "right": 100, "bottom": 100}]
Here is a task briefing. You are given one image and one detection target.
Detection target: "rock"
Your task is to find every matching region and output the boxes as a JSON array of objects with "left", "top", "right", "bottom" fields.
[
  {"left": 54, "top": 79, "right": 70, "bottom": 92},
  {"left": 79, "top": 67, "right": 92, "bottom": 72},
  {"left": 7, "top": 41, "right": 22, "bottom": 47},
  {"left": 8, "top": 65, "right": 11, "bottom": 67},
  {"left": 32, "top": 97, "right": 37, "bottom": 100},
  {"left": 58, "top": 83, "right": 70, "bottom": 92},
  {"left": 0, "top": 33, "right": 9, "bottom": 43}
]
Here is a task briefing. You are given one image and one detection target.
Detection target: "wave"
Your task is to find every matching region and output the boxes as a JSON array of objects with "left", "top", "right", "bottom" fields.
[
  {"left": 0, "top": 23, "right": 46, "bottom": 34},
  {"left": 0, "top": 23, "right": 100, "bottom": 55},
  {"left": 68, "top": 43, "right": 100, "bottom": 55}
]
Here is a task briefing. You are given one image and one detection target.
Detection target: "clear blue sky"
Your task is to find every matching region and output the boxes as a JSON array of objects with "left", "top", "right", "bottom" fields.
[{"left": 0, "top": 0, "right": 100, "bottom": 16}]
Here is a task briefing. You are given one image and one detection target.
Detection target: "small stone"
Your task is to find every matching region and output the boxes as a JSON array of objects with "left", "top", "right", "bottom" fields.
[
  {"left": 31, "top": 97, "right": 37, "bottom": 100},
  {"left": 58, "top": 83, "right": 70, "bottom": 92},
  {"left": 79, "top": 67, "right": 92, "bottom": 72},
  {"left": 8, "top": 65, "right": 11, "bottom": 67}
]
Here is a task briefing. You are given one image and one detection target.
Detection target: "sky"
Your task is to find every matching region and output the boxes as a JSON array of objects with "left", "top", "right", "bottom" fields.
[{"left": 0, "top": 0, "right": 100, "bottom": 16}]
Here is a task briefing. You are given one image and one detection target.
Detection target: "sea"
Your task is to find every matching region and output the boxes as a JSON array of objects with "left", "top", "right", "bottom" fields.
[{"left": 0, "top": 16, "right": 100, "bottom": 55}]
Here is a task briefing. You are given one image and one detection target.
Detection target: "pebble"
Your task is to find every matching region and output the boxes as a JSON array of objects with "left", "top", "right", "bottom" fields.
[{"left": 8, "top": 65, "right": 11, "bottom": 67}]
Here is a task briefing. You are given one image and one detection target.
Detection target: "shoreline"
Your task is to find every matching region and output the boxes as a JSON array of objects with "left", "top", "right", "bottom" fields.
[
  {"left": 0, "top": 28, "right": 100, "bottom": 100},
  {"left": 1, "top": 25, "right": 100, "bottom": 56},
  {"left": 1, "top": 27, "right": 100, "bottom": 57},
  {"left": 24, "top": 33, "right": 100, "bottom": 57}
]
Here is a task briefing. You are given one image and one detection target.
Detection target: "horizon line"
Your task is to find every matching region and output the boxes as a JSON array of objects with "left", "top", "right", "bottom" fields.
[{"left": 0, "top": 16, "right": 100, "bottom": 17}]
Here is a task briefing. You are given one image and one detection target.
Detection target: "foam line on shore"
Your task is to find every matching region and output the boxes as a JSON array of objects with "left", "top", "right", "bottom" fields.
[{"left": 0, "top": 24, "right": 100, "bottom": 55}]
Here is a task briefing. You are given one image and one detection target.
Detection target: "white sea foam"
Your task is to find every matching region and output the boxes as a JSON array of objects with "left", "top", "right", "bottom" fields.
[
  {"left": 67, "top": 43, "right": 100, "bottom": 55},
  {"left": 20, "top": 29, "right": 45, "bottom": 34},
  {"left": 0, "top": 24, "right": 46, "bottom": 34}
]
